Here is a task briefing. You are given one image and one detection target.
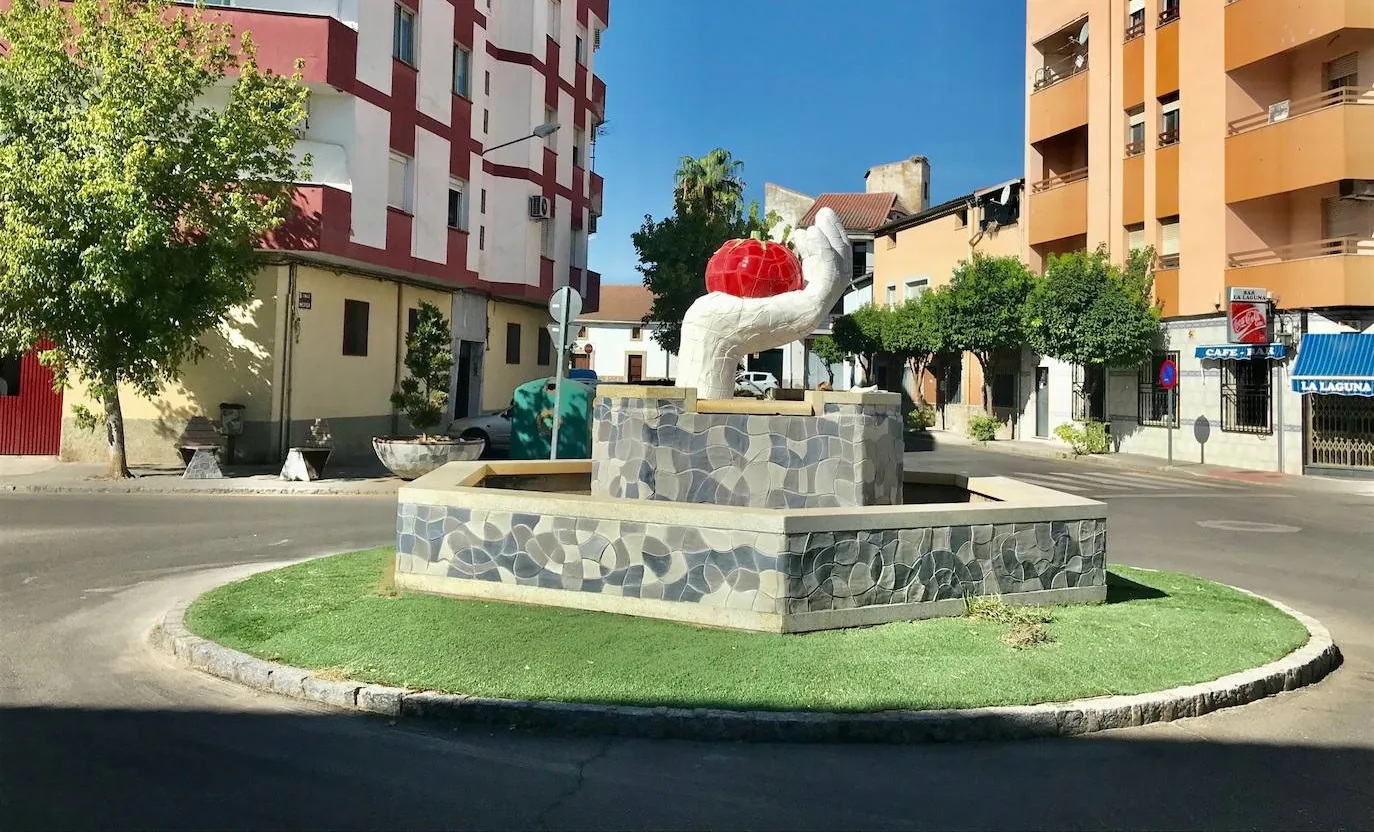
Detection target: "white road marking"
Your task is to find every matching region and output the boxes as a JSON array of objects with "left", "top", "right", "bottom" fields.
[{"left": 1196, "top": 519, "right": 1302, "bottom": 533}]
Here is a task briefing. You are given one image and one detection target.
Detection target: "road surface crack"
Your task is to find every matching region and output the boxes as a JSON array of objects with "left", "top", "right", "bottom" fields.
[{"left": 533, "top": 737, "right": 616, "bottom": 830}]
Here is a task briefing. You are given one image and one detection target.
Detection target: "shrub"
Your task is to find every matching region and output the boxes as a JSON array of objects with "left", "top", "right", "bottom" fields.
[
  {"left": 390, "top": 301, "right": 452, "bottom": 439},
  {"left": 967, "top": 414, "right": 1001, "bottom": 442},
  {"left": 1054, "top": 421, "right": 1112, "bottom": 455},
  {"left": 906, "top": 405, "right": 936, "bottom": 431}
]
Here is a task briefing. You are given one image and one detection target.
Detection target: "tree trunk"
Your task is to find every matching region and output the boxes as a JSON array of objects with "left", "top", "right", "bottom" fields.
[
  {"left": 976, "top": 352, "right": 994, "bottom": 416},
  {"left": 102, "top": 382, "right": 132, "bottom": 479}
]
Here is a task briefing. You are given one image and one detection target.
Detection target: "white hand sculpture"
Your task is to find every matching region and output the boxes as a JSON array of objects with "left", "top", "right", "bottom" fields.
[{"left": 675, "top": 207, "right": 853, "bottom": 400}]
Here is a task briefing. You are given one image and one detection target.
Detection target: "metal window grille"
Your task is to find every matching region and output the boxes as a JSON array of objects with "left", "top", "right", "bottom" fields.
[
  {"left": 1072, "top": 365, "right": 1106, "bottom": 422},
  {"left": 1221, "top": 357, "right": 1273, "bottom": 434},
  {"left": 1137, "top": 351, "right": 1178, "bottom": 427}
]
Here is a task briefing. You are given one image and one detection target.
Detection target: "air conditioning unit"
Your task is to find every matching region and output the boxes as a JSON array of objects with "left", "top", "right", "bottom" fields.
[
  {"left": 593, "top": 28, "right": 602, "bottom": 51},
  {"left": 528, "top": 194, "right": 552, "bottom": 219},
  {"left": 1339, "top": 179, "right": 1374, "bottom": 201},
  {"left": 588, "top": 214, "right": 598, "bottom": 234}
]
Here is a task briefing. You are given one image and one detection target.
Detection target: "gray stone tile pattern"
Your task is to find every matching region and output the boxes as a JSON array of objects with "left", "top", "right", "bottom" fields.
[
  {"left": 591, "top": 396, "right": 904, "bottom": 508},
  {"left": 396, "top": 504, "right": 1107, "bottom": 615}
]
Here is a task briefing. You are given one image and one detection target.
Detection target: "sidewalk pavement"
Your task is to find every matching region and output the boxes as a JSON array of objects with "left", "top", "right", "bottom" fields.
[
  {"left": 928, "top": 430, "right": 1374, "bottom": 496},
  {"left": 0, "top": 456, "right": 400, "bottom": 496}
]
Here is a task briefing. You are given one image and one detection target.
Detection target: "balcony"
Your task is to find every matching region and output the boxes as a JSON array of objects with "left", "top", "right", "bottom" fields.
[
  {"left": 1225, "top": 0, "right": 1374, "bottom": 72},
  {"left": 1227, "top": 237, "right": 1374, "bottom": 308},
  {"left": 591, "top": 75, "right": 606, "bottom": 119},
  {"left": 1028, "top": 167, "right": 1089, "bottom": 246},
  {"left": 588, "top": 171, "right": 604, "bottom": 216},
  {"left": 1226, "top": 87, "right": 1374, "bottom": 203},
  {"left": 1029, "top": 55, "right": 1089, "bottom": 144},
  {"left": 1156, "top": 16, "right": 1179, "bottom": 96},
  {"left": 1154, "top": 263, "right": 1180, "bottom": 317}
]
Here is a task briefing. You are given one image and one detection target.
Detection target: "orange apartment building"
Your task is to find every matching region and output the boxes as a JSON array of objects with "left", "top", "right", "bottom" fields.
[{"left": 1025, "top": 0, "right": 1374, "bottom": 476}]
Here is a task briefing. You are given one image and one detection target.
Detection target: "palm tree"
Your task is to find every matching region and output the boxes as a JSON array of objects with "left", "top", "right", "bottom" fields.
[{"left": 673, "top": 147, "right": 745, "bottom": 218}]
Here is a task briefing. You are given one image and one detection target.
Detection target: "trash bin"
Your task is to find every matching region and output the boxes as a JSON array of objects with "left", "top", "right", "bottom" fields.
[
  {"left": 218, "top": 402, "right": 246, "bottom": 436},
  {"left": 509, "top": 377, "right": 592, "bottom": 460}
]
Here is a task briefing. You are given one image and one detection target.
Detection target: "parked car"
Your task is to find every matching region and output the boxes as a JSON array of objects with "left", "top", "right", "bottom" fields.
[
  {"left": 735, "top": 370, "right": 779, "bottom": 398},
  {"left": 447, "top": 407, "right": 512, "bottom": 457}
]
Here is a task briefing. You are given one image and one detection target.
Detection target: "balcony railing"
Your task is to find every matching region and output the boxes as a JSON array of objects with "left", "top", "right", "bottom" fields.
[
  {"left": 1125, "top": 16, "right": 1145, "bottom": 41},
  {"left": 1125, "top": 139, "right": 1145, "bottom": 157},
  {"left": 1030, "top": 166, "right": 1089, "bottom": 193},
  {"left": 1227, "top": 85, "right": 1374, "bottom": 136},
  {"left": 1033, "top": 52, "right": 1088, "bottom": 92},
  {"left": 1228, "top": 236, "right": 1374, "bottom": 268},
  {"left": 1158, "top": 127, "right": 1181, "bottom": 147},
  {"left": 1158, "top": 253, "right": 1180, "bottom": 269},
  {"left": 1158, "top": 2, "right": 1180, "bottom": 26}
]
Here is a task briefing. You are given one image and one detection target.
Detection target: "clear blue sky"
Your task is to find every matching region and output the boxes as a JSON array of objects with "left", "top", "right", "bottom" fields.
[{"left": 587, "top": 0, "right": 1028, "bottom": 285}]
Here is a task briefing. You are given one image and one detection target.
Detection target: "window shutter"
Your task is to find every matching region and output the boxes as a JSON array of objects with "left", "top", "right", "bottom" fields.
[
  {"left": 1127, "top": 225, "right": 1146, "bottom": 251},
  {"left": 1161, "top": 98, "right": 1181, "bottom": 115},
  {"left": 1323, "top": 196, "right": 1369, "bottom": 239},
  {"left": 388, "top": 153, "right": 409, "bottom": 209},
  {"left": 1161, "top": 220, "right": 1180, "bottom": 255},
  {"left": 1327, "top": 53, "right": 1359, "bottom": 85},
  {"left": 1129, "top": 109, "right": 1146, "bottom": 127},
  {"left": 1128, "top": 0, "right": 1145, "bottom": 13}
]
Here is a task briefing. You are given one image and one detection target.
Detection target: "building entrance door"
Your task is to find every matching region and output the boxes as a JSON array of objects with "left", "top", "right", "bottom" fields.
[
  {"left": 1307, "top": 394, "right": 1374, "bottom": 471},
  {"left": 1035, "top": 367, "right": 1050, "bottom": 438}
]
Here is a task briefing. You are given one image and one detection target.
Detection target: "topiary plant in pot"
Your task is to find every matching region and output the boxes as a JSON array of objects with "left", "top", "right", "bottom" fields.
[{"left": 372, "top": 301, "right": 483, "bottom": 480}]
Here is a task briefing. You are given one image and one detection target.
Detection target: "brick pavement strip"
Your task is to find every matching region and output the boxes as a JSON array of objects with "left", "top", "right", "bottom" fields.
[{"left": 151, "top": 584, "right": 1342, "bottom": 744}]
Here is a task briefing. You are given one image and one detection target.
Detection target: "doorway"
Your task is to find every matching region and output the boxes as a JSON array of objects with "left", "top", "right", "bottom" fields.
[
  {"left": 571, "top": 352, "right": 591, "bottom": 371},
  {"left": 453, "top": 340, "right": 482, "bottom": 419},
  {"left": 1035, "top": 366, "right": 1050, "bottom": 438},
  {"left": 626, "top": 353, "right": 644, "bottom": 383}
]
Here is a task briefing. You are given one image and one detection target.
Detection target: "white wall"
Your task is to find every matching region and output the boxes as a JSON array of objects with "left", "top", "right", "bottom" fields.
[
  {"left": 354, "top": 0, "right": 393, "bottom": 95},
  {"left": 416, "top": 0, "right": 455, "bottom": 126},
  {"left": 350, "top": 97, "right": 390, "bottom": 249},
  {"left": 412, "top": 126, "right": 450, "bottom": 263},
  {"left": 578, "top": 322, "right": 676, "bottom": 382}
]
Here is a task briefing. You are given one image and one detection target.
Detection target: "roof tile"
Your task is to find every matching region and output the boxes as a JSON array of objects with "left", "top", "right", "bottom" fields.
[{"left": 799, "top": 192, "right": 901, "bottom": 232}]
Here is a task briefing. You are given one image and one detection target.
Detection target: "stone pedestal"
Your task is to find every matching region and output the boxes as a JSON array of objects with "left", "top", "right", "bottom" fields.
[{"left": 592, "top": 386, "right": 903, "bottom": 509}]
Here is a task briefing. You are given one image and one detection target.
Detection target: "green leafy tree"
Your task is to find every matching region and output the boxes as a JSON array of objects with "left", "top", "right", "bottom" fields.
[
  {"left": 832, "top": 303, "right": 890, "bottom": 386},
  {"left": 945, "top": 253, "right": 1036, "bottom": 412},
  {"left": 808, "top": 334, "right": 849, "bottom": 385},
  {"left": 1023, "top": 245, "right": 1162, "bottom": 412},
  {"left": 0, "top": 0, "right": 309, "bottom": 477},
  {"left": 673, "top": 147, "right": 745, "bottom": 217},
  {"left": 635, "top": 188, "right": 779, "bottom": 355},
  {"left": 390, "top": 302, "right": 452, "bottom": 439},
  {"left": 882, "top": 288, "right": 955, "bottom": 405}
]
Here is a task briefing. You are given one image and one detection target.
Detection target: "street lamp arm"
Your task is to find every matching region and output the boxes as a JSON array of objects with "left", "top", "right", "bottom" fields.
[{"left": 479, "top": 121, "right": 561, "bottom": 157}]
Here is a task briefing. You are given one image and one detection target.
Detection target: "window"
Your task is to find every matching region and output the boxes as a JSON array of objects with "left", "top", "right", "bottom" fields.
[
  {"left": 578, "top": 326, "right": 588, "bottom": 338},
  {"left": 505, "top": 322, "right": 521, "bottom": 364},
  {"left": 1126, "top": 106, "right": 1146, "bottom": 155},
  {"left": 407, "top": 307, "right": 420, "bottom": 336},
  {"left": 885, "top": 285, "right": 897, "bottom": 307},
  {"left": 992, "top": 373, "right": 1016, "bottom": 409},
  {"left": 480, "top": 189, "right": 487, "bottom": 214},
  {"left": 1327, "top": 52, "right": 1359, "bottom": 91},
  {"left": 1160, "top": 216, "right": 1180, "bottom": 268},
  {"left": 575, "top": 25, "right": 587, "bottom": 63},
  {"left": 484, "top": 71, "right": 491, "bottom": 96},
  {"left": 905, "top": 278, "right": 928, "bottom": 300},
  {"left": 537, "top": 327, "right": 553, "bottom": 366},
  {"left": 1158, "top": 0, "right": 1179, "bottom": 26},
  {"left": 923, "top": 179, "right": 929, "bottom": 205},
  {"left": 478, "top": 225, "right": 485, "bottom": 250},
  {"left": 1126, "top": 223, "right": 1146, "bottom": 254},
  {"left": 447, "top": 179, "right": 469, "bottom": 230},
  {"left": 543, "top": 107, "right": 557, "bottom": 148},
  {"left": 393, "top": 4, "right": 416, "bottom": 66},
  {"left": 885, "top": 234, "right": 897, "bottom": 250},
  {"left": 453, "top": 46, "right": 471, "bottom": 97},
  {"left": 342, "top": 299, "right": 370, "bottom": 356},
  {"left": 1138, "top": 351, "right": 1179, "bottom": 427},
  {"left": 482, "top": 109, "right": 488, "bottom": 133},
  {"left": 954, "top": 207, "right": 969, "bottom": 228},
  {"left": 1159, "top": 94, "right": 1180, "bottom": 146},
  {"left": 547, "top": 0, "right": 561, "bottom": 42},
  {"left": 1072, "top": 364, "right": 1107, "bottom": 422},
  {"left": 631, "top": 327, "right": 642, "bottom": 341},
  {"left": 387, "top": 152, "right": 413, "bottom": 212},
  {"left": 0, "top": 354, "right": 20, "bottom": 396},
  {"left": 1222, "top": 358, "right": 1273, "bottom": 434},
  {"left": 1126, "top": 0, "right": 1145, "bottom": 39},
  {"left": 572, "top": 126, "right": 585, "bottom": 168}
]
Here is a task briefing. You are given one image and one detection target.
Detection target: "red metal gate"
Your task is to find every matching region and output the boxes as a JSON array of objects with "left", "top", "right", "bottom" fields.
[{"left": 0, "top": 342, "right": 64, "bottom": 455}]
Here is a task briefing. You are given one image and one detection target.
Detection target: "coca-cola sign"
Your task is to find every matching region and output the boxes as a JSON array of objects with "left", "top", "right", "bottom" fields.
[{"left": 1228, "top": 300, "right": 1270, "bottom": 344}]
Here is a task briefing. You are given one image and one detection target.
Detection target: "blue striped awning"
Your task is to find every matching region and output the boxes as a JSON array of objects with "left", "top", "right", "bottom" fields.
[{"left": 1291, "top": 333, "right": 1374, "bottom": 397}]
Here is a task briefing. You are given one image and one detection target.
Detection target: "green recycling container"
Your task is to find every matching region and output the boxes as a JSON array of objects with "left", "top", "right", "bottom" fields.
[{"left": 509, "top": 376, "right": 593, "bottom": 460}]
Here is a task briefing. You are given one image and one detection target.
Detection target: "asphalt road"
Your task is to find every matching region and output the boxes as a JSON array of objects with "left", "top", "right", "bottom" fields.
[{"left": 1, "top": 450, "right": 1372, "bottom": 831}]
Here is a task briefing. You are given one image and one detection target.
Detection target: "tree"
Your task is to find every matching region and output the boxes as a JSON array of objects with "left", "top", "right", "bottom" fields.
[
  {"left": 0, "top": 0, "right": 309, "bottom": 477},
  {"left": 945, "top": 253, "right": 1036, "bottom": 413},
  {"left": 1023, "top": 244, "right": 1162, "bottom": 416},
  {"left": 673, "top": 147, "right": 745, "bottom": 217},
  {"left": 635, "top": 176, "right": 778, "bottom": 355},
  {"left": 390, "top": 302, "right": 452, "bottom": 439},
  {"left": 832, "top": 303, "right": 889, "bottom": 386},
  {"left": 881, "top": 289, "right": 954, "bottom": 405},
  {"left": 808, "top": 335, "right": 849, "bottom": 385}
]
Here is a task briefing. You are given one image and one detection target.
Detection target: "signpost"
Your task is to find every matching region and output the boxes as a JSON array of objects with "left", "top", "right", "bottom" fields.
[
  {"left": 1159, "top": 357, "right": 1178, "bottom": 465},
  {"left": 546, "top": 286, "right": 583, "bottom": 460}
]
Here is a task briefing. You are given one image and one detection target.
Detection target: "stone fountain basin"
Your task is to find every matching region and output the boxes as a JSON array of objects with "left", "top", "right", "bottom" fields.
[{"left": 395, "top": 461, "right": 1107, "bottom": 634}]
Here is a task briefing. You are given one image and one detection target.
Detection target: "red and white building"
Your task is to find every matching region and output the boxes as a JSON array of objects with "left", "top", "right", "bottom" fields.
[{"left": 1, "top": 0, "right": 610, "bottom": 462}]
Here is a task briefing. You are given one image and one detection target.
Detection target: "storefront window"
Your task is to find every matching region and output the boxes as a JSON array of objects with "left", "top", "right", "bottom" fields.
[
  {"left": 1137, "top": 351, "right": 1178, "bottom": 427},
  {"left": 1221, "top": 357, "right": 1273, "bottom": 434}
]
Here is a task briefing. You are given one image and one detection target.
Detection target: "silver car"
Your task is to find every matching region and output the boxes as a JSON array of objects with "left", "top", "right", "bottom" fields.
[
  {"left": 735, "top": 370, "right": 779, "bottom": 398},
  {"left": 447, "top": 407, "right": 512, "bottom": 456}
]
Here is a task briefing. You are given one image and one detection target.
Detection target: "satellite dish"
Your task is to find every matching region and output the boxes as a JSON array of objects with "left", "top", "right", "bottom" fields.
[
  {"left": 1077, "top": 20, "right": 1090, "bottom": 46},
  {"left": 998, "top": 184, "right": 1012, "bottom": 205}
]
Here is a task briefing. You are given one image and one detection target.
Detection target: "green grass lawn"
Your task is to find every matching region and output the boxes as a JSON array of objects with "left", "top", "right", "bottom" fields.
[{"left": 185, "top": 549, "right": 1309, "bottom": 713}]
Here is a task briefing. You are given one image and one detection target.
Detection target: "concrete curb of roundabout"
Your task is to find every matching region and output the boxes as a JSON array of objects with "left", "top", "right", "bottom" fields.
[{"left": 152, "top": 581, "right": 1343, "bottom": 744}]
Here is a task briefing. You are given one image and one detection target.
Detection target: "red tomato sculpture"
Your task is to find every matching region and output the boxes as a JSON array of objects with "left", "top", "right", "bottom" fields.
[{"left": 705, "top": 232, "right": 803, "bottom": 299}]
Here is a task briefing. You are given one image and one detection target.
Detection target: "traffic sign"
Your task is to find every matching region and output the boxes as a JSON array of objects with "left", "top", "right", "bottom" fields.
[
  {"left": 546, "top": 286, "right": 583, "bottom": 462},
  {"left": 1159, "top": 358, "right": 1178, "bottom": 391},
  {"left": 548, "top": 286, "right": 583, "bottom": 326},
  {"left": 546, "top": 323, "right": 576, "bottom": 351}
]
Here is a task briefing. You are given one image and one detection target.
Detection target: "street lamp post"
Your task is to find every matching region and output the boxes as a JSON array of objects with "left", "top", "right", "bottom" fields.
[{"left": 479, "top": 122, "right": 560, "bottom": 156}]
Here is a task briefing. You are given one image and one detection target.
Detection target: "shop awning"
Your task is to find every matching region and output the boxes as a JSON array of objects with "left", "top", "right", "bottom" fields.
[{"left": 1291, "top": 333, "right": 1374, "bottom": 396}]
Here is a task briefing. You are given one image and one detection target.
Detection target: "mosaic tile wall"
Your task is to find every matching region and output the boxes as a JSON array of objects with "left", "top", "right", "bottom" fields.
[
  {"left": 591, "top": 396, "right": 904, "bottom": 508},
  {"left": 396, "top": 503, "right": 1108, "bottom": 620}
]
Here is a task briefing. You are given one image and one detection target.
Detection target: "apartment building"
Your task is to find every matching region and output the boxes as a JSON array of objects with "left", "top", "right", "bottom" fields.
[
  {"left": 0, "top": 0, "right": 610, "bottom": 464},
  {"left": 870, "top": 177, "right": 1025, "bottom": 436},
  {"left": 1025, "top": 0, "right": 1374, "bottom": 475}
]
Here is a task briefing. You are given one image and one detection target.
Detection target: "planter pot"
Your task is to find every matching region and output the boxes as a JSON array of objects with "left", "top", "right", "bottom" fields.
[{"left": 372, "top": 436, "right": 485, "bottom": 481}]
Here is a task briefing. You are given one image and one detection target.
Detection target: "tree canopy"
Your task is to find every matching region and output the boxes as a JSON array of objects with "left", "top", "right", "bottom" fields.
[
  {"left": 808, "top": 334, "right": 848, "bottom": 384},
  {"left": 943, "top": 253, "right": 1035, "bottom": 410},
  {"left": 1023, "top": 245, "right": 1161, "bottom": 378},
  {"left": 0, "top": 0, "right": 310, "bottom": 476},
  {"left": 881, "top": 288, "right": 955, "bottom": 404},
  {"left": 673, "top": 147, "right": 745, "bottom": 217},
  {"left": 831, "top": 303, "right": 890, "bottom": 386}
]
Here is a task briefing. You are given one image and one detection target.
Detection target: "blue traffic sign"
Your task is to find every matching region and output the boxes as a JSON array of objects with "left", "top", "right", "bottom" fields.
[{"left": 1159, "top": 358, "right": 1178, "bottom": 391}]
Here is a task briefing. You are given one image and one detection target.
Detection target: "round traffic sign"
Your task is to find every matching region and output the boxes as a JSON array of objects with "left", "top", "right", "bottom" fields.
[{"left": 1159, "top": 358, "right": 1178, "bottom": 390}]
